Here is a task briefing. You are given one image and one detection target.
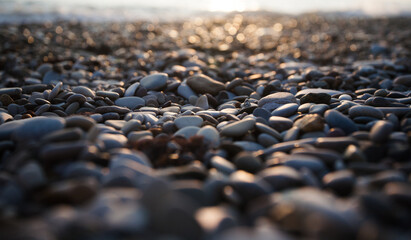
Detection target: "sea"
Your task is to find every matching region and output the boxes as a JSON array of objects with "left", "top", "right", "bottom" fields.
[{"left": 1, "top": 0, "right": 411, "bottom": 23}]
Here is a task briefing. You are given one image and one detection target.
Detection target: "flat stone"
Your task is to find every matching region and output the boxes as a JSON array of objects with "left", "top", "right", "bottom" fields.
[
  {"left": 233, "top": 152, "right": 263, "bottom": 173},
  {"left": 210, "top": 156, "right": 236, "bottom": 175},
  {"left": 67, "top": 94, "right": 87, "bottom": 104},
  {"left": 127, "top": 130, "right": 153, "bottom": 142},
  {"left": 177, "top": 80, "right": 197, "bottom": 99},
  {"left": 283, "top": 126, "right": 300, "bottom": 141},
  {"left": 65, "top": 115, "right": 96, "bottom": 130},
  {"left": 393, "top": 74, "right": 411, "bottom": 87},
  {"left": 295, "top": 88, "right": 342, "bottom": 98},
  {"left": 40, "top": 141, "right": 87, "bottom": 164},
  {"left": 279, "top": 154, "right": 327, "bottom": 176},
  {"left": 124, "top": 82, "right": 140, "bottom": 97},
  {"left": 370, "top": 120, "right": 393, "bottom": 143},
  {"left": 95, "top": 106, "right": 130, "bottom": 114},
  {"left": 253, "top": 108, "right": 271, "bottom": 120},
  {"left": 96, "top": 90, "right": 120, "bottom": 100},
  {"left": 174, "top": 115, "right": 203, "bottom": 129},
  {"left": 220, "top": 118, "right": 256, "bottom": 137},
  {"left": 12, "top": 117, "right": 65, "bottom": 142},
  {"left": 271, "top": 103, "right": 299, "bottom": 117},
  {"left": 315, "top": 137, "right": 358, "bottom": 151},
  {"left": 115, "top": 97, "right": 145, "bottom": 110},
  {"left": 309, "top": 104, "right": 329, "bottom": 115},
  {"left": 258, "top": 92, "right": 297, "bottom": 112},
  {"left": 258, "top": 166, "right": 303, "bottom": 191},
  {"left": 268, "top": 116, "right": 293, "bottom": 132},
  {"left": 105, "top": 120, "right": 126, "bottom": 130},
  {"left": 376, "top": 107, "right": 411, "bottom": 117},
  {"left": 233, "top": 141, "right": 264, "bottom": 151},
  {"left": 187, "top": 74, "right": 225, "bottom": 95},
  {"left": 324, "top": 109, "right": 358, "bottom": 134},
  {"left": 121, "top": 119, "right": 142, "bottom": 135},
  {"left": 41, "top": 127, "right": 83, "bottom": 143},
  {"left": 323, "top": 170, "right": 355, "bottom": 196},
  {"left": 140, "top": 73, "right": 168, "bottom": 91},
  {"left": 255, "top": 122, "right": 282, "bottom": 140},
  {"left": 99, "top": 133, "right": 128, "bottom": 150},
  {"left": 0, "top": 87, "right": 22, "bottom": 98},
  {"left": 72, "top": 86, "right": 95, "bottom": 98},
  {"left": 258, "top": 133, "right": 279, "bottom": 147},
  {"left": 48, "top": 82, "right": 62, "bottom": 101},
  {"left": 348, "top": 105, "right": 384, "bottom": 119},
  {"left": 0, "top": 120, "right": 26, "bottom": 140}
]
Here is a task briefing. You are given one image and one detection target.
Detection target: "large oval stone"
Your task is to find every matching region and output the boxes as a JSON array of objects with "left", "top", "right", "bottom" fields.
[
  {"left": 220, "top": 118, "right": 256, "bottom": 137},
  {"left": 12, "top": 117, "right": 66, "bottom": 142},
  {"left": 140, "top": 73, "right": 168, "bottom": 91},
  {"left": 186, "top": 74, "right": 225, "bottom": 95}
]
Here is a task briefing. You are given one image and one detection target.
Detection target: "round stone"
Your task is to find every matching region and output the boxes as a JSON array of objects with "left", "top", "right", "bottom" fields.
[
  {"left": 197, "top": 126, "right": 220, "bottom": 148},
  {"left": 338, "top": 94, "right": 352, "bottom": 101},
  {"left": 174, "top": 126, "right": 201, "bottom": 139},
  {"left": 370, "top": 120, "right": 394, "bottom": 143},
  {"left": 140, "top": 73, "right": 168, "bottom": 91}
]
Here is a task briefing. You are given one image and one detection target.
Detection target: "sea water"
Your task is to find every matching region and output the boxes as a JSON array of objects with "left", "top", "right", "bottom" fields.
[{"left": 0, "top": 0, "right": 410, "bottom": 23}]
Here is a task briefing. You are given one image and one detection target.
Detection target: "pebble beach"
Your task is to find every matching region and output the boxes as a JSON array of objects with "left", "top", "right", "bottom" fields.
[{"left": 0, "top": 11, "right": 411, "bottom": 240}]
